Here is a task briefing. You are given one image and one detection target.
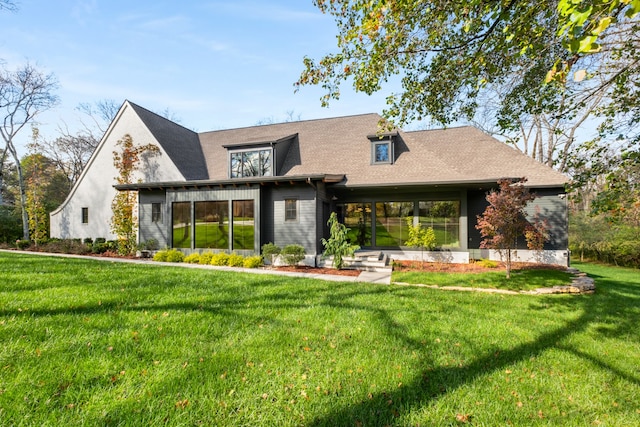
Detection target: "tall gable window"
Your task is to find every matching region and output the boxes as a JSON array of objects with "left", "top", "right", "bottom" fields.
[{"left": 230, "top": 148, "right": 272, "bottom": 178}]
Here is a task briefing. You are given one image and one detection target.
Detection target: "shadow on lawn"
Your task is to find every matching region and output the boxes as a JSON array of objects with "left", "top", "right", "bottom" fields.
[
  {"left": 305, "top": 271, "right": 640, "bottom": 426},
  {"left": 2, "top": 257, "right": 639, "bottom": 425}
]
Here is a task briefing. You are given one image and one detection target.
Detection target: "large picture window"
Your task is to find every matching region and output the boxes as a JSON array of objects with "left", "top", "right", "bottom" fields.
[
  {"left": 338, "top": 202, "right": 372, "bottom": 247},
  {"left": 172, "top": 202, "right": 191, "bottom": 249},
  {"left": 232, "top": 200, "right": 255, "bottom": 250},
  {"left": 419, "top": 201, "right": 460, "bottom": 248},
  {"left": 375, "top": 202, "right": 413, "bottom": 247},
  {"left": 195, "top": 201, "right": 229, "bottom": 249},
  {"left": 230, "top": 149, "right": 272, "bottom": 178}
]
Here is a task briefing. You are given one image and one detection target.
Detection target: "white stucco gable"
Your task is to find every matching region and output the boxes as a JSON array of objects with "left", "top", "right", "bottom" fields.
[{"left": 50, "top": 101, "right": 188, "bottom": 240}]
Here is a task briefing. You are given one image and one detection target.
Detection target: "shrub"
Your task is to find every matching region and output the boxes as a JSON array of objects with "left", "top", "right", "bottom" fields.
[
  {"left": 83, "top": 237, "right": 93, "bottom": 245},
  {"left": 199, "top": 252, "right": 214, "bottom": 265},
  {"left": 15, "top": 239, "right": 31, "bottom": 250},
  {"left": 153, "top": 249, "right": 184, "bottom": 263},
  {"left": 281, "top": 244, "right": 306, "bottom": 266},
  {"left": 261, "top": 242, "right": 281, "bottom": 265},
  {"left": 478, "top": 259, "right": 499, "bottom": 268},
  {"left": 184, "top": 253, "right": 201, "bottom": 264},
  {"left": 165, "top": 249, "right": 185, "bottom": 263},
  {"left": 210, "top": 252, "right": 230, "bottom": 266},
  {"left": 227, "top": 252, "right": 245, "bottom": 267},
  {"left": 153, "top": 250, "right": 169, "bottom": 262},
  {"left": 139, "top": 239, "right": 159, "bottom": 251},
  {"left": 243, "top": 255, "right": 263, "bottom": 268}
]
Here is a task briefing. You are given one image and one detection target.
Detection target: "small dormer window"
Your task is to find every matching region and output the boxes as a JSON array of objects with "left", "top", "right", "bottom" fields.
[
  {"left": 371, "top": 138, "right": 394, "bottom": 165},
  {"left": 230, "top": 148, "right": 273, "bottom": 178}
]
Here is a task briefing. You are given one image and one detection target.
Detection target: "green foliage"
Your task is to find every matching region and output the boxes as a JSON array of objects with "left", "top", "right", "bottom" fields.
[
  {"left": 321, "top": 212, "right": 359, "bottom": 269},
  {"left": 243, "top": 255, "right": 263, "bottom": 269},
  {"left": 153, "top": 249, "right": 184, "bottom": 263},
  {"left": 570, "top": 212, "right": 640, "bottom": 268},
  {"left": 478, "top": 259, "right": 499, "bottom": 268},
  {"left": 281, "top": 244, "right": 306, "bottom": 266},
  {"left": 0, "top": 205, "right": 21, "bottom": 243},
  {"left": 91, "top": 238, "right": 112, "bottom": 254},
  {"left": 110, "top": 134, "right": 160, "bottom": 255},
  {"left": 404, "top": 216, "right": 436, "bottom": 266},
  {"left": 184, "top": 253, "right": 201, "bottom": 264},
  {"left": 297, "top": 0, "right": 639, "bottom": 138},
  {"left": 261, "top": 242, "right": 281, "bottom": 265},
  {"left": 210, "top": 252, "right": 230, "bottom": 266},
  {"left": 227, "top": 252, "right": 245, "bottom": 267},
  {"left": 152, "top": 250, "right": 168, "bottom": 262},
  {"left": 165, "top": 249, "right": 184, "bottom": 263},
  {"left": 199, "top": 251, "right": 214, "bottom": 265},
  {"left": 15, "top": 239, "right": 30, "bottom": 250}
]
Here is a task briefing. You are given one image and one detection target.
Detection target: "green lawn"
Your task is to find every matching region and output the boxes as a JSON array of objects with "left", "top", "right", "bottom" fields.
[
  {"left": 392, "top": 268, "right": 574, "bottom": 291},
  {"left": 1, "top": 253, "right": 639, "bottom": 426}
]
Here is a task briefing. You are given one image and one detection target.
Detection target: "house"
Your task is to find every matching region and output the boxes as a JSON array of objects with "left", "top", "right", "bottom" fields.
[{"left": 50, "top": 101, "right": 569, "bottom": 265}]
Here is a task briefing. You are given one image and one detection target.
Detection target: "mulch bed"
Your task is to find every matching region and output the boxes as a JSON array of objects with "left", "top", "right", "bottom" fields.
[{"left": 393, "top": 260, "right": 568, "bottom": 273}]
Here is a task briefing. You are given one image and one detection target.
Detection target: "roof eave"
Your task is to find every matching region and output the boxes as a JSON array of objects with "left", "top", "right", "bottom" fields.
[{"left": 114, "top": 173, "right": 345, "bottom": 191}]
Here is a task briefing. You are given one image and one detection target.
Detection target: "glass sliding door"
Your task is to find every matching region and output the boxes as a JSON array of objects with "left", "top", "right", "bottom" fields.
[
  {"left": 172, "top": 202, "right": 191, "bottom": 248},
  {"left": 232, "top": 200, "right": 255, "bottom": 250},
  {"left": 195, "top": 201, "right": 229, "bottom": 249},
  {"left": 374, "top": 202, "right": 413, "bottom": 247}
]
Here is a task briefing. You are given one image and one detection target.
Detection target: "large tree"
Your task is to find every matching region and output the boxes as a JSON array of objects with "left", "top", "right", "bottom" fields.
[
  {"left": 296, "top": 0, "right": 640, "bottom": 142},
  {"left": 0, "top": 63, "right": 59, "bottom": 239}
]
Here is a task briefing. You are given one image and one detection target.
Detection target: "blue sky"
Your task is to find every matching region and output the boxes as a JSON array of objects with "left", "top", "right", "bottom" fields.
[{"left": 1, "top": 0, "right": 398, "bottom": 154}]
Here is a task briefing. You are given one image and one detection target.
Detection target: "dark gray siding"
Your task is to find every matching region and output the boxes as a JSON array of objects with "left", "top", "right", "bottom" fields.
[
  {"left": 467, "top": 187, "right": 568, "bottom": 251},
  {"left": 139, "top": 190, "right": 169, "bottom": 248},
  {"left": 268, "top": 185, "right": 317, "bottom": 254},
  {"left": 525, "top": 189, "right": 568, "bottom": 250}
]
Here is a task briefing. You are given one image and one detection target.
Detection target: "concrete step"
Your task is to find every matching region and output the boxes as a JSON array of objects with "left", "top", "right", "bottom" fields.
[{"left": 319, "top": 251, "right": 391, "bottom": 272}]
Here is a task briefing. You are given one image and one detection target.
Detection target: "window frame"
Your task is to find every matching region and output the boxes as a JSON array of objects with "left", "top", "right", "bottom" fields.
[
  {"left": 284, "top": 199, "right": 298, "bottom": 222},
  {"left": 151, "top": 202, "right": 163, "bottom": 223},
  {"left": 81, "top": 207, "right": 89, "bottom": 224},
  {"left": 371, "top": 139, "right": 393, "bottom": 165},
  {"left": 228, "top": 147, "right": 274, "bottom": 178}
]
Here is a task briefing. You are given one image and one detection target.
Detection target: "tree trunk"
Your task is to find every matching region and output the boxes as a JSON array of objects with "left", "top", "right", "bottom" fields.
[{"left": 506, "top": 249, "right": 512, "bottom": 279}]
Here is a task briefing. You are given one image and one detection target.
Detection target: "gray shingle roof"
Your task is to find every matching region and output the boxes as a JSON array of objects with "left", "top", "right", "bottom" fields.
[
  {"left": 196, "top": 113, "right": 567, "bottom": 188},
  {"left": 129, "top": 102, "right": 208, "bottom": 180}
]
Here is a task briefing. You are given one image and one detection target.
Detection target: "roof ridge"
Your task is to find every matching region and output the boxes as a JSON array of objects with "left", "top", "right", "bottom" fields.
[{"left": 198, "top": 112, "right": 382, "bottom": 135}]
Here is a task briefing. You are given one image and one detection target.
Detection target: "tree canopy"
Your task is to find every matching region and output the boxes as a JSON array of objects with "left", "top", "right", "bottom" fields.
[{"left": 297, "top": 0, "right": 640, "bottom": 140}]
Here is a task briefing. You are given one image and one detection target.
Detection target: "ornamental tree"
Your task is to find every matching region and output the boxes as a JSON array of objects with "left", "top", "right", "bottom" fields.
[
  {"left": 404, "top": 216, "right": 436, "bottom": 268},
  {"left": 322, "top": 212, "right": 360, "bottom": 269},
  {"left": 476, "top": 178, "right": 548, "bottom": 278},
  {"left": 111, "top": 134, "right": 159, "bottom": 255}
]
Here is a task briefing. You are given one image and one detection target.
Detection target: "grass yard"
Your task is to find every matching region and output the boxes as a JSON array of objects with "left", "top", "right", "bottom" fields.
[
  {"left": 0, "top": 253, "right": 639, "bottom": 426},
  {"left": 392, "top": 268, "right": 574, "bottom": 291}
]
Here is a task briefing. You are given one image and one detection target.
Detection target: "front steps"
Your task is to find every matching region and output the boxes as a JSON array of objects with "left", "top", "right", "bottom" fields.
[{"left": 317, "top": 251, "right": 392, "bottom": 272}]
